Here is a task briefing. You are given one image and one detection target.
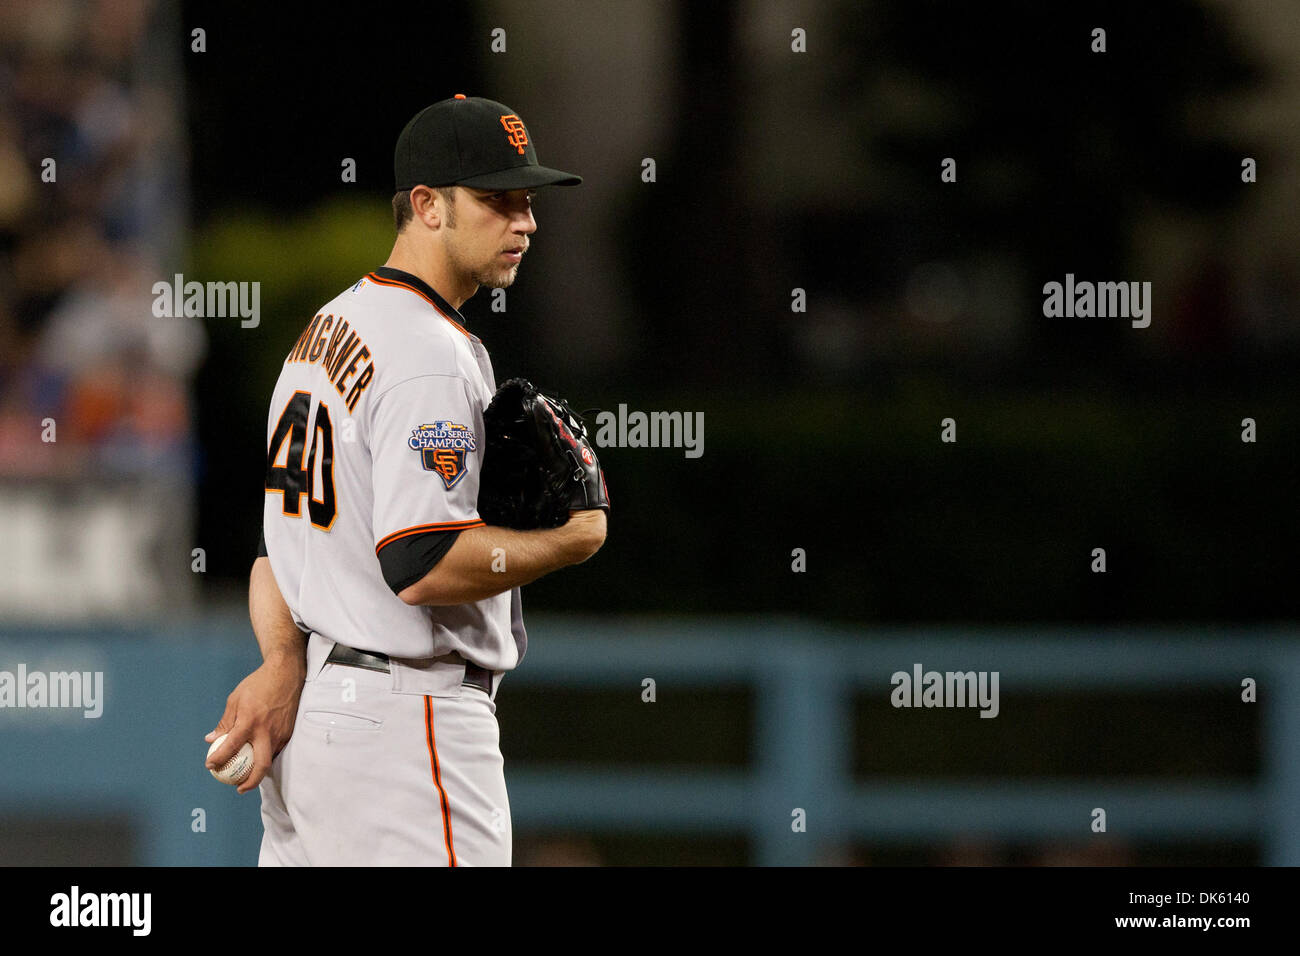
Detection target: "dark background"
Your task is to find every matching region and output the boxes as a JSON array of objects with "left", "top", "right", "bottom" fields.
[{"left": 184, "top": 0, "right": 1298, "bottom": 624}]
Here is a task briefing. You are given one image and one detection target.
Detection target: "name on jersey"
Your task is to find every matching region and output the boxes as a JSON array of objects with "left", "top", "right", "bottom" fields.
[
  {"left": 409, "top": 422, "right": 477, "bottom": 489},
  {"left": 285, "top": 313, "right": 376, "bottom": 413}
]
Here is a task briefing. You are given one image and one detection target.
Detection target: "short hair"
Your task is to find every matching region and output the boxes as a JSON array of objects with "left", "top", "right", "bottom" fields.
[
  {"left": 392, "top": 190, "right": 413, "bottom": 230},
  {"left": 393, "top": 187, "right": 458, "bottom": 232}
]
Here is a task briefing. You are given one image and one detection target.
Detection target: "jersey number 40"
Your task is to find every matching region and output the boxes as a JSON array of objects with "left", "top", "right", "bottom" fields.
[{"left": 266, "top": 390, "right": 337, "bottom": 530}]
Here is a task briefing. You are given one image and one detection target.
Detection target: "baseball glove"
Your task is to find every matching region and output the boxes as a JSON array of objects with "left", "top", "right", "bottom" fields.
[{"left": 477, "top": 377, "right": 610, "bottom": 529}]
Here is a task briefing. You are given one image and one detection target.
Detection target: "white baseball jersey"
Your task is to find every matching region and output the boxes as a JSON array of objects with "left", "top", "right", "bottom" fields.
[{"left": 262, "top": 266, "right": 526, "bottom": 670}]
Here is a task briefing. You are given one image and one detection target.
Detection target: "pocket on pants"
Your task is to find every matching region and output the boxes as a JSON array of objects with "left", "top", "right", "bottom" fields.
[{"left": 301, "top": 710, "right": 384, "bottom": 732}]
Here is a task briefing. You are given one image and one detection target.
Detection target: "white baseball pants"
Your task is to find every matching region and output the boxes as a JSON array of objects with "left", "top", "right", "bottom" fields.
[{"left": 258, "top": 633, "right": 512, "bottom": 866}]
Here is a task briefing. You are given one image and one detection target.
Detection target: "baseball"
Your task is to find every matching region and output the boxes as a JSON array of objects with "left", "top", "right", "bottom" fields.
[{"left": 207, "top": 733, "right": 254, "bottom": 786}]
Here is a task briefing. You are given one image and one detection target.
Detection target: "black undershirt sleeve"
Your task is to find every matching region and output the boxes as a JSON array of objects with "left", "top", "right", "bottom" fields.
[
  {"left": 377, "top": 529, "right": 463, "bottom": 595},
  {"left": 257, "top": 530, "right": 268, "bottom": 558}
]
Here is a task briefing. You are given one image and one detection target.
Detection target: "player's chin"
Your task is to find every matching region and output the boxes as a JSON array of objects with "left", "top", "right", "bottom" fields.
[{"left": 477, "top": 266, "right": 519, "bottom": 290}]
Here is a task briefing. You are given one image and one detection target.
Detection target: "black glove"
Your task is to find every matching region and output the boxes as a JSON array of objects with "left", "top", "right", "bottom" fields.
[{"left": 477, "top": 378, "right": 610, "bottom": 529}]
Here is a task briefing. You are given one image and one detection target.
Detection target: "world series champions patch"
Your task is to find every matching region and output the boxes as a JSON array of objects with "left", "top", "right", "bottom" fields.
[{"left": 409, "top": 422, "right": 478, "bottom": 489}]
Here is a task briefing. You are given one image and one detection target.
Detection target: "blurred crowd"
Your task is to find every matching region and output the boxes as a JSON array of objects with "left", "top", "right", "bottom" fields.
[{"left": 0, "top": 0, "right": 202, "bottom": 480}]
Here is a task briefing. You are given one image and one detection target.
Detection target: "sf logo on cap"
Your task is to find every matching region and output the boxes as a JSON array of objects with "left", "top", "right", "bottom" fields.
[{"left": 499, "top": 114, "right": 528, "bottom": 154}]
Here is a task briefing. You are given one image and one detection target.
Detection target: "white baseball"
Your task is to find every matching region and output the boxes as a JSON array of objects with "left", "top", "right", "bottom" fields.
[{"left": 207, "top": 733, "right": 255, "bottom": 786}]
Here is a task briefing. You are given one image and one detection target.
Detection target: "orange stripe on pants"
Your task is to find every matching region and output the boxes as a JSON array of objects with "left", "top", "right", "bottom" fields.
[{"left": 424, "top": 695, "right": 457, "bottom": 866}]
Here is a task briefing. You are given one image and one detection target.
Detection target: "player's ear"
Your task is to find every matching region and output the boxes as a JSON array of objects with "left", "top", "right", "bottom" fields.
[{"left": 409, "top": 185, "right": 440, "bottom": 228}]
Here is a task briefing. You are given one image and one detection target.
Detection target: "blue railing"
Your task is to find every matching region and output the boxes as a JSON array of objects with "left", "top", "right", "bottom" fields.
[{"left": 0, "top": 615, "right": 1294, "bottom": 865}]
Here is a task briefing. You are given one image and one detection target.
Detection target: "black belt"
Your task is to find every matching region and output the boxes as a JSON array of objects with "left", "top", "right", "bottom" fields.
[{"left": 325, "top": 643, "right": 493, "bottom": 694}]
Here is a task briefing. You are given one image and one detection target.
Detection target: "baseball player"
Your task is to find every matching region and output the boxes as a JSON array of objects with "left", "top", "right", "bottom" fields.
[{"left": 205, "top": 95, "right": 608, "bottom": 866}]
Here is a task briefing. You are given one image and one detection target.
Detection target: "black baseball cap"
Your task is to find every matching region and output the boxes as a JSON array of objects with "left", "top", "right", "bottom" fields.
[{"left": 394, "top": 94, "right": 582, "bottom": 191}]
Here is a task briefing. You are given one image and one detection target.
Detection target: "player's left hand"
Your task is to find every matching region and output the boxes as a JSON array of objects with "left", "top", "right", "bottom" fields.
[
  {"left": 205, "top": 651, "right": 306, "bottom": 794},
  {"left": 478, "top": 378, "right": 611, "bottom": 529}
]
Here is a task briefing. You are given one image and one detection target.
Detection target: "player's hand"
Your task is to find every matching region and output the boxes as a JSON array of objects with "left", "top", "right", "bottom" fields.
[{"left": 205, "top": 651, "right": 306, "bottom": 794}]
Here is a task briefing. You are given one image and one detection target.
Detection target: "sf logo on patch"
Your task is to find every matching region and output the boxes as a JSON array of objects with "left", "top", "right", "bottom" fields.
[{"left": 409, "top": 422, "right": 478, "bottom": 489}]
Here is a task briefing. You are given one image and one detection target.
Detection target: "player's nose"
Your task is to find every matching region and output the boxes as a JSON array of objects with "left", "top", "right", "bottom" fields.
[{"left": 513, "top": 205, "right": 537, "bottom": 235}]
